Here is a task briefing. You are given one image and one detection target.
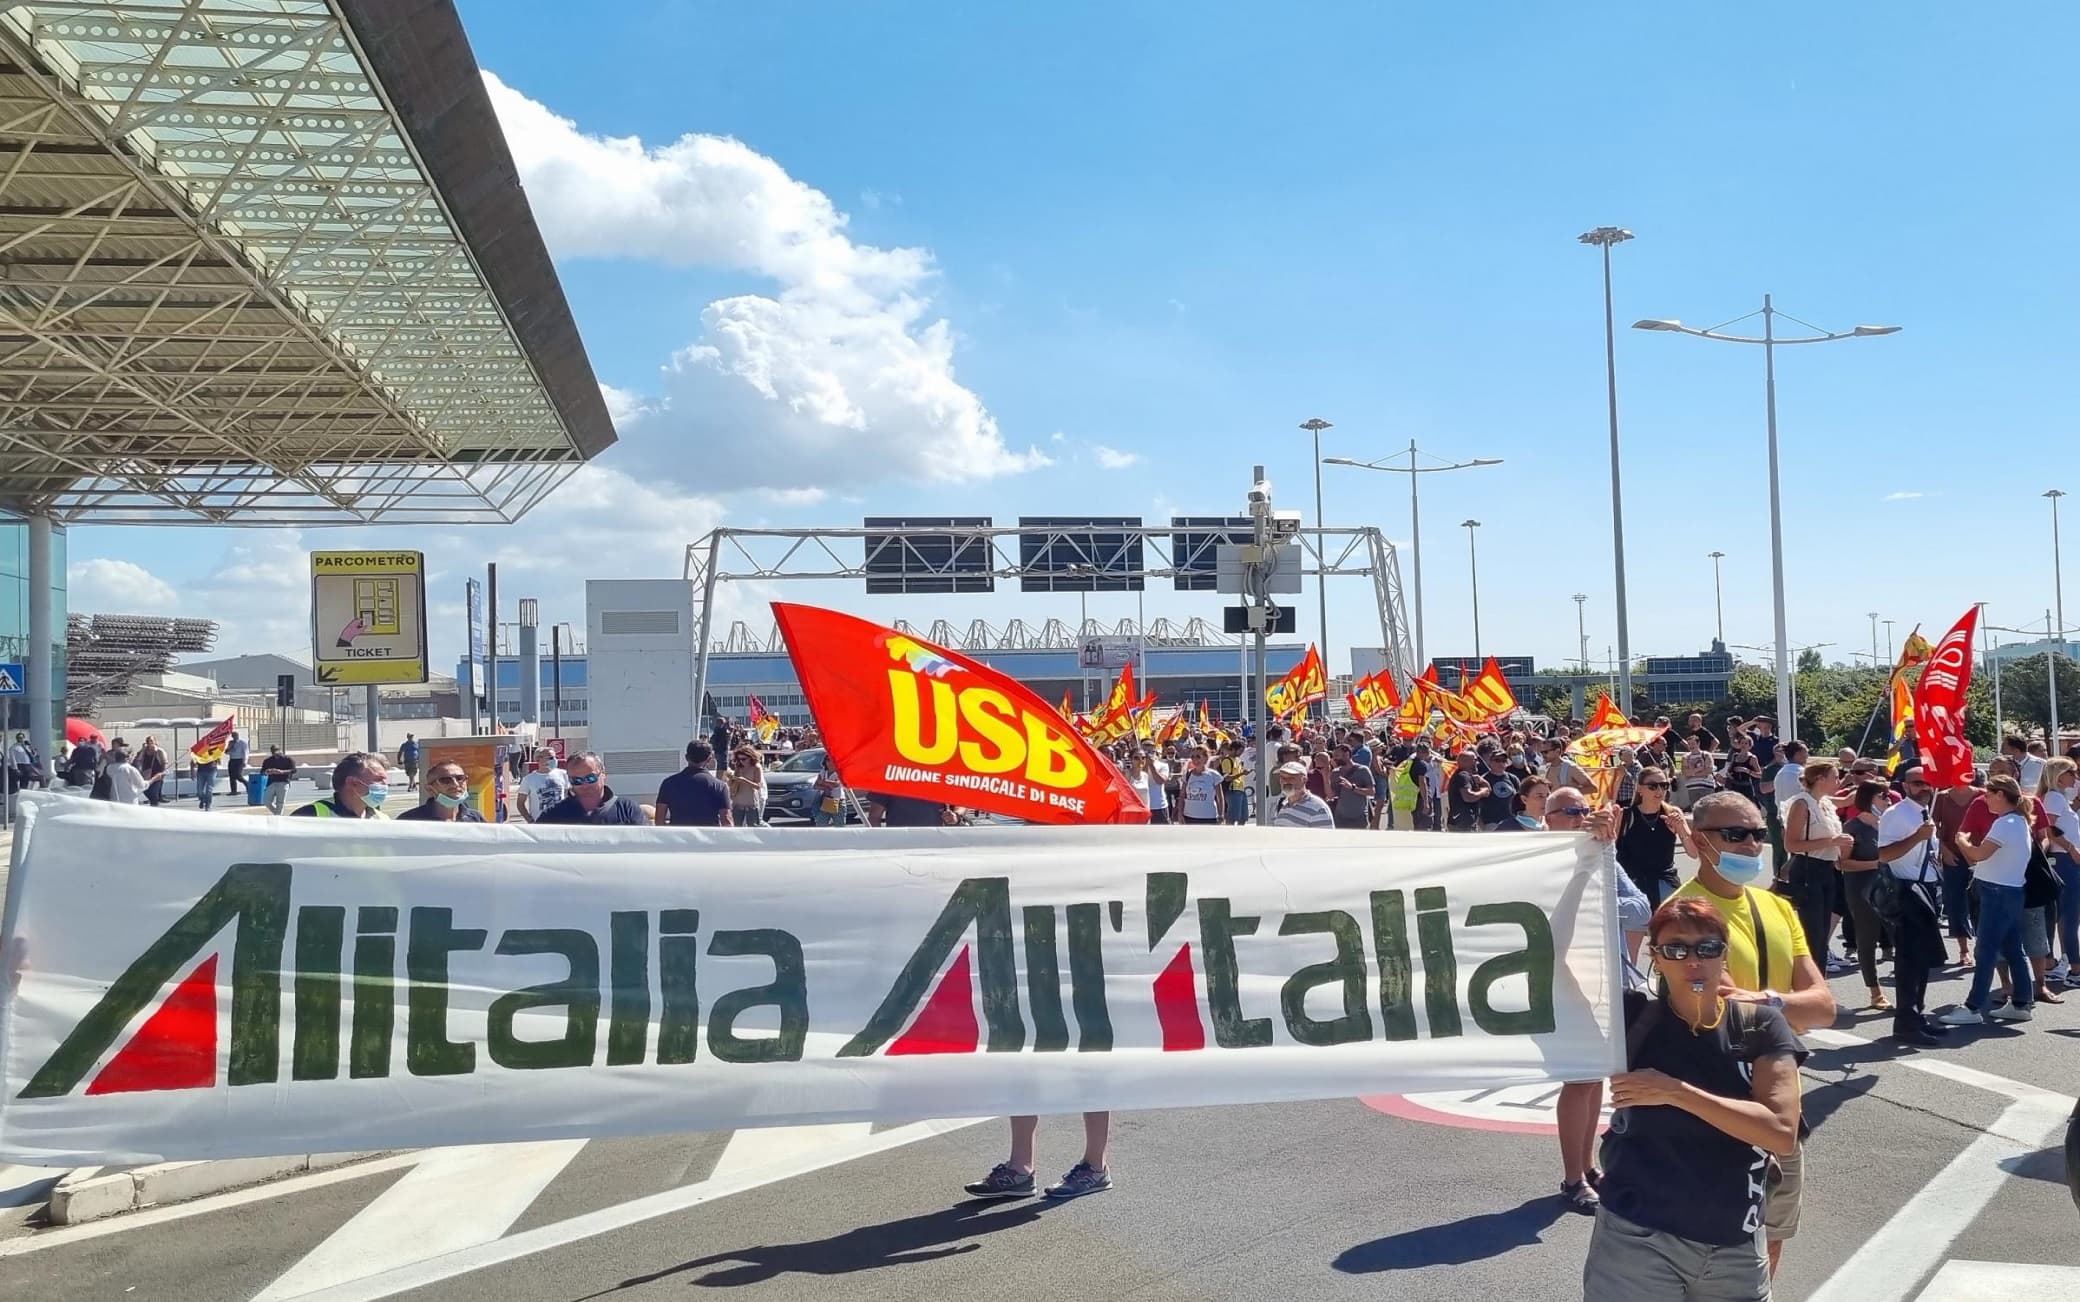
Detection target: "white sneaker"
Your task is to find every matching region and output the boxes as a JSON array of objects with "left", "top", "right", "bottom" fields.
[
  {"left": 1935, "top": 1006, "right": 1987, "bottom": 1027},
  {"left": 2050, "top": 961, "right": 2071, "bottom": 982},
  {"left": 1825, "top": 956, "right": 1856, "bottom": 974},
  {"left": 1986, "top": 1003, "right": 2033, "bottom": 1023}
]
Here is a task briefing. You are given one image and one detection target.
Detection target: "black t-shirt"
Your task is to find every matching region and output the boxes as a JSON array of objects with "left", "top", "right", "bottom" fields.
[
  {"left": 1615, "top": 804, "right": 1682, "bottom": 891},
  {"left": 395, "top": 803, "right": 487, "bottom": 822},
  {"left": 1598, "top": 991, "right": 1802, "bottom": 1246},
  {"left": 536, "top": 789, "right": 649, "bottom": 825},
  {"left": 657, "top": 767, "right": 732, "bottom": 826},
  {"left": 1723, "top": 751, "right": 1763, "bottom": 799},
  {"left": 1446, "top": 768, "right": 1483, "bottom": 827},
  {"left": 1477, "top": 768, "right": 1518, "bottom": 826}
]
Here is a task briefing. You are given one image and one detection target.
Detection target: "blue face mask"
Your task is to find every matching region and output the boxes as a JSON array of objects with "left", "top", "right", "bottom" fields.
[
  {"left": 434, "top": 790, "right": 468, "bottom": 810},
  {"left": 1714, "top": 850, "right": 1767, "bottom": 886},
  {"left": 361, "top": 782, "right": 389, "bottom": 809},
  {"left": 1516, "top": 813, "right": 1542, "bottom": 829}
]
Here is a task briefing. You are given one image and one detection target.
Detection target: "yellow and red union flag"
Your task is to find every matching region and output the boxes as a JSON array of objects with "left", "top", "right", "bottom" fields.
[
  {"left": 1461, "top": 657, "right": 1518, "bottom": 722},
  {"left": 1057, "top": 691, "right": 1075, "bottom": 721},
  {"left": 1346, "top": 670, "right": 1401, "bottom": 723},
  {"left": 189, "top": 717, "right": 235, "bottom": 765},
  {"left": 1198, "top": 699, "right": 1214, "bottom": 734},
  {"left": 1586, "top": 692, "right": 1629, "bottom": 733},
  {"left": 1896, "top": 626, "right": 1934, "bottom": 671},
  {"left": 771, "top": 603, "right": 1148, "bottom": 824},
  {"left": 1393, "top": 676, "right": 1434, "bottom": 738},
  {"left": 1265, "top": 645, "right": 1329, "bottom": 719},
  {"left": 1886, "top": 670, "right": 1916, "bottom": 775},
  {"left": 1101, "top": 662, "right": 1139, "bottom": 723}
]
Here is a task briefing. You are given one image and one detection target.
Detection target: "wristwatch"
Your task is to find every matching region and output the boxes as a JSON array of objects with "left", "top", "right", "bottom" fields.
[{"left": 1764, "top": 992, "right": 1786, "bottom": 1011}]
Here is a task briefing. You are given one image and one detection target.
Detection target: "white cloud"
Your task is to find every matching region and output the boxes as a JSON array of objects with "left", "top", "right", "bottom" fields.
[
  {"left": 600, "top": 382, "right": 649, "bottom": 427},
  {"left": 757, "top": 486, "right": 829, "bottom": 506},
  {"left": 1883, "top": 490, "right": 1925, "bottom": 501},
  {"left": 487, "top": 72, "right": 1046, "bottom": 494},
  {"left": 67, "top": 557, "right": 179, "bottom": 613},
  {"left": 1093, "top": 444, "right": 1144, "bottom": 470}
]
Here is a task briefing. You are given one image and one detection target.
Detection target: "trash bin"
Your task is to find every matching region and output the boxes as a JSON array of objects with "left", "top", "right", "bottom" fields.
[{"left": 246, "top": 772, "right": 269, "bottom": 806}]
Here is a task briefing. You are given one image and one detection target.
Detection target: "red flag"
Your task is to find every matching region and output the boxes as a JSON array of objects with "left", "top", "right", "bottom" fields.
[
  {"left": 771, "top": 603, "right": 1148, "bottom": 823},
  {"left": 189, "top": 717, "right": 235, "bottom": 764},
  {"left": 1266, "top": 645, "right": 1329, "bottom": 718},
  {"left": 1914, "top": 607, "right": 1979, "bottom": 788},
  {"left": 1461, "top": 657, "right": 1518, "bottom": 721},
  {"left": 1586, "top": 692, "right": 1629, "bottom": 732},
  {"left": 1346, "top": 669, "right": 1401, "bottom": 723}
]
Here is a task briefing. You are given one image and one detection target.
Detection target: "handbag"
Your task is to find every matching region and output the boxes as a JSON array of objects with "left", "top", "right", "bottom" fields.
[{"left": 2024, "top": 845, "right": 2062, "bottom": 910}]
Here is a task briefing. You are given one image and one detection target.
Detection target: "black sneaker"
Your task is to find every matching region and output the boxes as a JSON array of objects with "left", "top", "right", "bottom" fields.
[
  {"left": 962, "top": 1163, "right": 1035, "bottom": 1200},
  {"left": 1043, "top": 1162, "right": 1114, "bottom": 1200}
]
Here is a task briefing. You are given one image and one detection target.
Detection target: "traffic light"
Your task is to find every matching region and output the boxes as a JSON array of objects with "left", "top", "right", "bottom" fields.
[{"left": 276, "top": 674, "right": 296, "bottom": 707}]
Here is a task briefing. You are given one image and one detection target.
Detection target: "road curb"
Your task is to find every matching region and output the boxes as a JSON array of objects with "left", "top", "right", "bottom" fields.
[{"left": 47, "top": 1152, "right": 377, "bottom": 1224}]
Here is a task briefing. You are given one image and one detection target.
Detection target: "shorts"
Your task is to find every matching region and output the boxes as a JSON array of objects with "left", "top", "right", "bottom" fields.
[
  {"left": 1765, "top": 1141, "right": 1803, "bottom": 1242},
  {"left": 1181, "top": 815, "right": 1220, "bottom": 825},
  {"left": 2022, "top": 905, "right": 2052, "bottom": 959},
  {"left": 1582, "top": 1208, "right": 1768, "bottom": 1302}
]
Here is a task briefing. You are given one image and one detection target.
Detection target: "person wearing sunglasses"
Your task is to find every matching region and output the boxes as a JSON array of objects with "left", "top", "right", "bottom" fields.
[
  {"left": 1584, "top": 897, "right": 1803, "bottom": 1302},
  {"left": 396, "top": 760, "right": 486, "bottom": 823},
  {"left": 1669, "top": 791, "right": 1836, "bottom": 1279},
  {"left": 534, "top": 751, "right": 649, "bottom": 825},
  {"left": 1547, "top": 788, "right": 1652, "bottom": 1214},
  {"left": 1615, "top": 766, "right": 1684, "bottom": 907}
]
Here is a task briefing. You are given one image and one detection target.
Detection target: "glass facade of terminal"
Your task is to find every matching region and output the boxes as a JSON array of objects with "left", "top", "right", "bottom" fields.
[{"left": 0, "top": 517, "right": 66, "bottom": 742}]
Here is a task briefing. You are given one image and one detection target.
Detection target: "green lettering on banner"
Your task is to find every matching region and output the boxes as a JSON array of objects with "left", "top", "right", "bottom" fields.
[
  {"left": 1022, "top": 906, "right": 1069, "bottom": 1053},
  {"left": 1198, "top": 898, "right": 1271, "bottom": 1048},
  {"left": 706, "top": 930, "right": 807, "bottom": 1063},
  {"left": 486, "top": 929, "right": 599, "bottom": 1070},
  {"left": 1145, "top": 871, "right": 1188, "bottom": 948},
  {"left": 1064, "top": 902, "right": 1113, "bottom": 1052},
  {"left": 839, "top": 878, "right": 1023, "bottom": 1057},
  {"left": 1368, "top": 890, "right": 1418, "bottom": 1041},
  {"left": 1277, "top": 910, "right": 1373, "bottom": 1046},
  {"left": 350, "top": 907, "right": 398, "bottom": 1079},
  {"left": 656, "top": 909, "right": 700, "bottom": 1065},
  {"left": 606, "top": 911, "right": 651, "bottom": 1066},
  {"left": 405, "top": 907, "right": 485, "bottom": 1076},
  {"left": 292, "top": 905, "right": 344, "bottom": 1080},
  {"left": 1465, "top": 902, "right": 1557, "bottom": 1036},
  {"left": 1413, "top": 887, "right": 1462, "bottom": 1038},
  {"left": 19, "top": 862, "right": 290, "bottom": 1098}
]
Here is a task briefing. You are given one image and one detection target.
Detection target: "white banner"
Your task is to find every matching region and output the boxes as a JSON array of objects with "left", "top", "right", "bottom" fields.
[{"left": 0, "top": 797, "right": 1622, "bottom": 1165}]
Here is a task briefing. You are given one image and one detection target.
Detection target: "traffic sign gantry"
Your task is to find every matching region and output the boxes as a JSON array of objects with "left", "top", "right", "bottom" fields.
[{"left": 310, "top": 552, "right": 428, "bottom": 686}]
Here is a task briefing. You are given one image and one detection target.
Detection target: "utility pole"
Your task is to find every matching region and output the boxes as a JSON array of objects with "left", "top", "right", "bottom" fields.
[
  {"left": 1869, "top": 612, "right": 1880, "bottom": 667},
  {"left": 1300, "top": 417, "right": 1333, "bottom": 674},
  {"left": 1708, "top": 551, "right": 1726, "bottom": 644},
  {"left": 1572, "top": 593, "right": 1589, "bottom": 669},
  {"left": 1248, "top": 465, "right": 1276, "bottom": 825}
]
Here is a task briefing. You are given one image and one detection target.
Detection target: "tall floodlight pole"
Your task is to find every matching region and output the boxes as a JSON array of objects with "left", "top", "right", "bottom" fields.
[
  {"left": 1579, "top": 226, "right": 1636, "bottom": 711},
  {"left": 1708, "top": 550, "right": 1727, "bottom": 644},
  {"left": 1573, "top": 593, "right": 1589, "bottom": 669},
  {"left": 1463, "top": 519, "right": 1484, "bottom": 660},
  {"left": 1869, "top": 612, "right": 1881, "bottom": 667},
  {"left": 1324, "top": 443, "right": 1502, "bottom": 675},
  {"left": 1634, "top": 297, "right": 1900, "bottom": 737},
  {"left": 2048, "top": 489, "right": 2068, "bottom": 664},
  {"left": 1883, "top": 619, "right": 1894, "bottom": 664},
  {"left": 1300, "top": 418, "right": 1334, "bottom": 670}
]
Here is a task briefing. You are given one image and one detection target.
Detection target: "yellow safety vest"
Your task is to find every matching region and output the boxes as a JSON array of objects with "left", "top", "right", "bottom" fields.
[
  {"left": 1388, "top": 763, "right": 1419, "bottom": 814},
  {"left": 306, "top": 799, "right": 387, "bottom": 820}
]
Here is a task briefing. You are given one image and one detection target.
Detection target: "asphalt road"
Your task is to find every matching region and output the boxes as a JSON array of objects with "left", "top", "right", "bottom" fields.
[{"left": 2, "top": 952, "right": 2075, "bottom": 1302}]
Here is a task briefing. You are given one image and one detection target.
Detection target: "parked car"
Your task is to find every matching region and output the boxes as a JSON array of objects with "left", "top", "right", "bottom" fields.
[{"left": 763, "top": 748, "right": 854, "bottom": 820}]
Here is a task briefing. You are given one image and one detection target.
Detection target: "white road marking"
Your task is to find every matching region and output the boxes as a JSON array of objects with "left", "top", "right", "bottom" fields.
[
  {"left": 0, "top": 1153, "right": 426, "bottom": 1259},
  {"left": 706, "top": 1122, "right": 875, "bottom": 1183},
  {"left": 284, "top": 1118, "right": 989, "bottom": 1302},
  {"left": 1802, "top": 1026, "right": 2077, "bottom": 1302},
  {"left": 253, "top": 1140, "right": 587, "bottom": 1301},
  {"left": 1914, "top": 1261, "right": 2080, "bottom": 1297}
]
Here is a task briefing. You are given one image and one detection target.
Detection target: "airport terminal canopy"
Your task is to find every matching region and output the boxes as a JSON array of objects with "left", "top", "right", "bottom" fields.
[{"left": 0, "top": 0, "right": 614, "bottom": 524}]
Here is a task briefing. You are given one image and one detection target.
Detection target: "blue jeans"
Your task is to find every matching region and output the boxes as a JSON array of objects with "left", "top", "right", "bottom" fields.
[
  {"left": 1965, "top": 881, "right": 2034, "bottom": 1012},
  {"left": 196, "top": 768, "right": 217, "bottom": 811},
  {"left": 1941, "top": 863, "right": 1975, "bottom": 939},
  {"left": 2054, "top": 854, "right": 2080, "bottom": 964},
  {"left": 1223, "top": 788, "right": 1249, "bottom": 824},
  {"left": 811, "top": 804, "right": 845, "bottom": 827}
]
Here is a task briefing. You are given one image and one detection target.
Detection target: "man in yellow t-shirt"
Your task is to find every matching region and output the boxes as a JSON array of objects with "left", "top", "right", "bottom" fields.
[{"left": 1668, "top": 790, "right": 1837, "bottom": 1280}]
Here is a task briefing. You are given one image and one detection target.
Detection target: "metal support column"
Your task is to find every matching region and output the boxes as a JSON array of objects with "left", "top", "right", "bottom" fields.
[
  {"left": 518, "top": 621, "right": 540, "bottom": 725},
  {"left": 690, "top": 532, "right": 724, "bottom": 737},
  {"left": 26, "top": 512, "right": 55, "bottom": 779},
  {"left": 485, "top": 562, "right": 499, "bottom": 731}
]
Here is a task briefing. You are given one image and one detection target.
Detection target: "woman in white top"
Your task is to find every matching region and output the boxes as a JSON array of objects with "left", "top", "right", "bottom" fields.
[
  {"left": 2029, "top": 759, "right": 2076, "bottom": 1005},
  {"left": 1945, "top": 774, "right": 2038, "bottom": 1024},
  {"left": 1782, "top": 759, "right": 1855, "bottom": 968},
  {"left": 727, "top": 746, "right": 768, "bottom": 827},
  {"left": 1136, "top": 748, "right": 1172, "bottom": 824}
]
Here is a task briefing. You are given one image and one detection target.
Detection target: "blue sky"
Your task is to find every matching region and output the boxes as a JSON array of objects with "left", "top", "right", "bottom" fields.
[{"left": 64, "top": 2, "right": 2080, "bottom": 678}]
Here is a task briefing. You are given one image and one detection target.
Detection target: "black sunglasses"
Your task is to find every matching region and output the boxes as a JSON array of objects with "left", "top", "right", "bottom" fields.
[
  {"left": 1650, "top": 938, "right": 1729, "bottom": 961},
  {"left": 1640, "top": 780, "right": 1670, "bottom": 790},
  {"left": 1703, "top": 825, "right": 1769, "bottom": 844}
]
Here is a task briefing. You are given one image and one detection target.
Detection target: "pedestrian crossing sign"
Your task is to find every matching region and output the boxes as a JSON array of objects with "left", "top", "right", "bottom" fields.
[{"left": 0, "top": 662, "right": 23, "bottom": 695}]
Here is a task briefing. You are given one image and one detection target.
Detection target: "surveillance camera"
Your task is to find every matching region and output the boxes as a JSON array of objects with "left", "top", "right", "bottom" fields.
[
  {"left": 1269, "top": 510, "right": 1303, "bottom": 538},
  {"left": 1248, "top": 479, "right": 1272, "bottom": 504}
]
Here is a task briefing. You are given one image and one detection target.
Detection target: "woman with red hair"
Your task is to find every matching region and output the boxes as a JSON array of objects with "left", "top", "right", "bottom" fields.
[{"left": 1584, "top": 896, "right": 1805, "bottom": 1300}]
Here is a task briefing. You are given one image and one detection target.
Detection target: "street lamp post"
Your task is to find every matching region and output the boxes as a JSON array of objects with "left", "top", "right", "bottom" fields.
[
  {"left": 1869, "top": 612, "right": 1881, "bottom": 668},
  {"left": 1300, "top": 418, "right": 1334, "bottom": 670},
  {"left": 1580, "top": 226, "right": 1637, "bottom": 711},
  {"left": 1708, "top": 550, "right": 1727, "bottom": 644},
  {"left": 1463, "top": 519, "right": 1484, "bottom": 660},
  {"left": 1323, "top": 443, "right": 1502, "bottom": 675},
  {"left": 1572, "top": 593, "right": 1589, "bottom": 669},
  {"left": 1634, "top": 296, "right": 1900, "bottom": 736},
  {"left": 1883, "top": 619, "right": 1894, "bottom": 664}
]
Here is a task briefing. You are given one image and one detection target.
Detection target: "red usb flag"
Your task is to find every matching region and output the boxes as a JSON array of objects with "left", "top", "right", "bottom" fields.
[
  {"left": 1914, "top": 607, "right": 1979, "bottom": 788},
  {"left": 772, "top": 603, "right": 1149, "bottom": 824}
]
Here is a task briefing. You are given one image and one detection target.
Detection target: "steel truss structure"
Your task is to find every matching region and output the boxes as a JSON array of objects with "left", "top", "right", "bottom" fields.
[
  {"left": 65, "top": 607, "right": 216, "bottom": 709},
  {"left": 705, "top": 614, "right": 1238, "bottom": 655},
  {"left": 681, "top": 523, "right": 1416, "bottom": 715},
  {"left": 0, "top": 0, "right": 612, "bottom": 523}
]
